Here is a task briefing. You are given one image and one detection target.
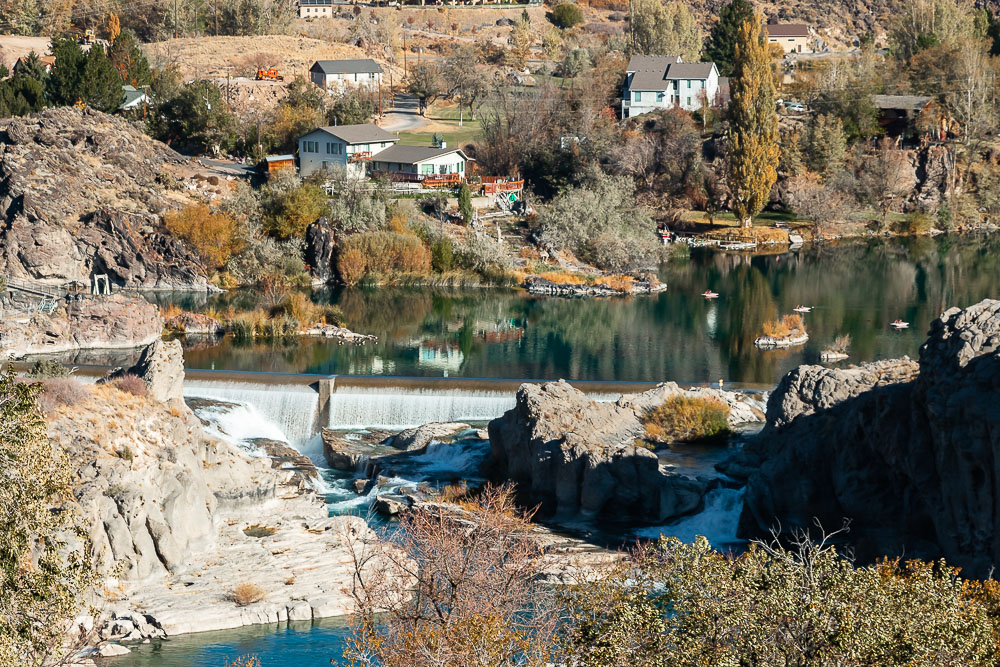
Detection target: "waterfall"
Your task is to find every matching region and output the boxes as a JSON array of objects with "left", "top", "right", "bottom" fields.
[
  {"left": 634, "top": 487, "right": 745, "bottom": 549},
  {"left": 328, "top": 385, "right": 517, "bottom": 430},
  {"left": 183, "top": 380, "right": 321, "bottom": 451}
]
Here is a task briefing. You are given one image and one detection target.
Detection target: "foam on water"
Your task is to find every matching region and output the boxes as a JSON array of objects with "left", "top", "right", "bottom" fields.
[
  {"left": 184, "top": 380, "right": 320, "bottom": 450},
  {"left": 195, "top": 402, "right": 288, "bottom": 450},
  {"left": 329, "top": 386, "right": 515, "bottom": 430},
  {"left": 633, "top": 487, "right": 745, "bottom": 550},
  {"left": 408, "top": 439, "right": 490, "bottom": 476}
]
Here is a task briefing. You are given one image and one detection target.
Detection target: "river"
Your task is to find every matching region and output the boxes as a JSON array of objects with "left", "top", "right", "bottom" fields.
[
  {"left": 106, "top": 236, "right": 1000, "bottom": 665},
  {"left": 135, "top": 236, "right": 1000, "bottom": 385}
]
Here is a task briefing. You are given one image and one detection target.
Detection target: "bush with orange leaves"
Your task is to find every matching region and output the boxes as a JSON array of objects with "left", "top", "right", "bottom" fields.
[
  {"left": 336, "top": 231, "right": 431, "bottom": 286},
  {"left": 761, "top": 313, "right": 806, "bottom": 339},
  {"left": 163, "top": 203, "right": 243, "bottom": 272},
  {"left": 342, "top": 485, "right": 559, "bottom": 666}
]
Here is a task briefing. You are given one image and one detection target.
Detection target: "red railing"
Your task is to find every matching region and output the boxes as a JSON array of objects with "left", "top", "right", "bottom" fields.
[
  {"left": 422, "top": 173, "right": 463, "bottom": 187},
  {"left": 348, "top": 151, "right": 373, "bottom": 162},
  {"left": 483, "top": 179, "right": 524, "bottom": 194}
]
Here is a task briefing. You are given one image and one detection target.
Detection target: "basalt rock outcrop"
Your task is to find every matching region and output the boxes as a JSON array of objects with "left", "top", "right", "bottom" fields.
[
  {"left": 0, "top": 107, "right": 208, "bottom": 289},
  {"left": 488, "top": 381, "right": 765, "bottom": 525},
  {"left": 48, "top": 342, "right": 386, "bottom": 639},
  {"left": 737, "top": 300, "right": 1000, "bottom": 577},
  {"left": 304, "top": 216, "right": 337, "bottom": 284},
  {"left": 0, "top": 294, "right": 161, "bottom": 358}
]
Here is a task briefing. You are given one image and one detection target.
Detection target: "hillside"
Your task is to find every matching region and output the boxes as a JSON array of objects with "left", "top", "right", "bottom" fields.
[{"left": 0, "top": 107, "right": 208, "bottom": 290}]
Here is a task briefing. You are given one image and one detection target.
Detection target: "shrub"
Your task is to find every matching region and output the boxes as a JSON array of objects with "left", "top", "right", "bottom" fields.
[
  {"left": 832, "top": 333, "right": 852, "bottom": 353},
  {"left": 761, "top": 314, "right": 806, "bottom": 339},
  {"left": 114, "top": 446, "right": 134, "bottom": 462},
  {"left": 112, "top": 374, "right": 147, "bottom": 398},
  {"left": 280, "top": 292, "right": 343, "bottom": 327},
  {"left": 24, "top": 360, "right": 72, "bottom": 379},
  {"left": 551, "top": 2, "right": 584, "bottom": 28},
  {"left": 228, "top": 582, "right": 266, "bottom": 607},
  {"left": 431, "top": 236, "right": 455, "bottom": 272},
  {"left": 163, "top": 203, "right": 243, "bottom": 271},
  {"left": 455, "top": 232, "right": 513, "bottom": 276},
  {"left": 560, "top": 535, "right": 1000, "bottom": 665},
  {"left": 642, "top": 394, "right": 730, "bottom": 443},
  {"left": 896, "top": 211, "right": 934, "bottom": 235},
  {"left": 338, "top": 246, "right": 368, "bottom": 286},
  {"left": 337, "top": 232, "right": 431, "bottom": 284},
  {"left": 243, "top": 524, "right": 276, "bottom": 538},
  {"left": 457, "top": 183, "right": 473, "bottom": 225},
  {"left": 35, "top": 377, "right": 89, "bottom": 415}
]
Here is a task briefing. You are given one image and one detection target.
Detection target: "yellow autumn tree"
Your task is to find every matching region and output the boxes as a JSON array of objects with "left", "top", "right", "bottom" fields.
[
  {"left": 163, "top": 203, "right": 243, "bottom": 271},
  {"left": 107, "top": 12, "right": 121, "bottom": 43},
  {"left": 727, "top": 16, "right": 779, "bottom": 228}
]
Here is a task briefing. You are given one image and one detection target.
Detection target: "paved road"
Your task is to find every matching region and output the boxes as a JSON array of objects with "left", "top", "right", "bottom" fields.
[
  {"left": 197, "top": 158, "right": 256, "bottom": 177},
  {"left": 380, "top": 94, "right": 429, "bottom": 132}
]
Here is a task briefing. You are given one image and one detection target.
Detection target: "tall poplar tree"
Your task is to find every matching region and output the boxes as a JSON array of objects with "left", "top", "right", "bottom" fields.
[
  {"left": 727, "top": 16, "right": 779, "bottom": 229},
  {"left": 703, "top": 0, "right": 754, "bottom": 76}
]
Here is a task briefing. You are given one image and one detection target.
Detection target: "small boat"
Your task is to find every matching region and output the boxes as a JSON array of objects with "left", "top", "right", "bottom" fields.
[
  {"left": 702, "top": 291, "right": 719, "bottom": 299},
  {"left": 793, "top": 306, "right": 812, "bottom": 313},
  {"left": 890, "top": 320, "right": 909, "bottom": 329}
]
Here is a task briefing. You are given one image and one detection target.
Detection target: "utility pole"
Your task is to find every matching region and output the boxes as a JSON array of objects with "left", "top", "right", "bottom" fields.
[
  {"left": 214, "top": 0, "right": 219, "bottom": 36},
  {"left": 403, "top": 30, "right": 407, "bottom": 77},
  {"left": 174, "top": 0, "right": 178, "bottom": 38}
]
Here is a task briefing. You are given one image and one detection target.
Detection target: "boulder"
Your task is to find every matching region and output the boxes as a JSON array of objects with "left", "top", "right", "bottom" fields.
[
  {"left": 304, "top": 217, "right": 337, "bottom": 285},
  {"left": 386, "top": 422, "right": 471, "bottom": 451},
  {"left": 373, "top": 494, "right": 410, "bottom": 516},
  {"left": 0, "top": 294, "right": 161, "bottom": 358},
  {"left": 737, "top": 300, "right": 1000, "bottom": 577},
  {"left": 487, "top": 381, "right": 763, "bottom": 524},
  {"left": 321, "top": 429, "right": 398, "bottom": 473},
  {"left": 126, "top": 339, "right": 186, "bottom": 406}
]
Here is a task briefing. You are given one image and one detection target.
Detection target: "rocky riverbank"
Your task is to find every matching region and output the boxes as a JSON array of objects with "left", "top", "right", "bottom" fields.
[
  {"left": 487, "top": 381, "right": 765, "bottom": 527},
  {"left": 730, "top": 299, "right": 1000, "bottom": 577},
  {"left": 43, "top": 341, "right": 386, "bottom": 650},
  {"left": 1, "top": 295, "right": 161, "bottom": 358}
]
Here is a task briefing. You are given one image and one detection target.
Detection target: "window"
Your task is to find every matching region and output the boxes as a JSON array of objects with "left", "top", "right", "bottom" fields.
[
  {"left": 686, "top": 97, "right": 691, "bottom": 107},
  {"left": 686, "top": 80, "right": 691, "bottom": 89},
  {"left": 421, "top": 164, "right": 434, "bottom": 175},
  {"left": 326, "top": 142, "right": 334, "bottom": 153},
  {"left": 634, "top": 91, "right": 641, "bottom": 102},
  {"left": 656, "top": 92, "right": 664, "bottom": 102},
  {"left": 457, "top": 161, "right": 464, "bottom": 173}
]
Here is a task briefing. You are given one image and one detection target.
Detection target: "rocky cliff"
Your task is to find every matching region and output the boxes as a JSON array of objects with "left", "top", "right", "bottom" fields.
[
  {"left": 0, "top": 107, "right": 207, "bottom": 290},
  {"left": 0, "top": 294, "right": 162, "bottom": 358},
  {"left": 488, "top": 381, "right": 765, "bottom": 525},
  {"left": 736, "top": 300, "right": 1000, "bottom": 577},
  {"left": 45, "top": 341, "right": 380, "bottom": 640}
]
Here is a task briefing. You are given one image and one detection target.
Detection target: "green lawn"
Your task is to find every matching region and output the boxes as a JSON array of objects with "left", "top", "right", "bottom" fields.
[{"left": 396, "top": 119, "right": 483, "bottom": 148}]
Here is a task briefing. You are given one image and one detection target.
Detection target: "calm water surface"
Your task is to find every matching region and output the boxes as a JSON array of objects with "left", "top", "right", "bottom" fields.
[
  {"left": 140, "top": 236, "right": 1000, "bottom": 385},
  {"left": 106, "top": 618, "right": 351, "bottom": 667}
]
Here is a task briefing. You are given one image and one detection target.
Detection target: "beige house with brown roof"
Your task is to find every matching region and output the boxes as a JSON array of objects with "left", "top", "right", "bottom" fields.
[
  {"left": 766, "top": 23, "right": 811, "bottom": 53},
  {"left": 622, "top": 55, "right": 721, "bottom": 118}
]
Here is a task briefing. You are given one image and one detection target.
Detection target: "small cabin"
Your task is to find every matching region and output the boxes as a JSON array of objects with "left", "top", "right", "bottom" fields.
[{"left": 265, "top": 154, "right": 296, "bottom": 176}]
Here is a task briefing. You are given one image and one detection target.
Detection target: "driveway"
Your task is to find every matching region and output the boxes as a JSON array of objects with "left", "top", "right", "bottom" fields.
[{"left": 380, "top": 94, "right": 429, "bottom": 132}]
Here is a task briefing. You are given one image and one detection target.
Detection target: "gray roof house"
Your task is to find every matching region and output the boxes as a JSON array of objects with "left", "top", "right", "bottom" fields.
[
  {"left": 119, "top": 85, "right": 149, "bottom": 111},
  {"left": 371, "top": 145, "right": 471, "bottom": 179},
  {"left": 309, "top": 59, "right": 384, "bottom": 89},
  {"left": 297, "top": 123, "right": 398, "bottom": 178},
  {"left": 623, "top": 55, "right": 721, "bottom": 118}
]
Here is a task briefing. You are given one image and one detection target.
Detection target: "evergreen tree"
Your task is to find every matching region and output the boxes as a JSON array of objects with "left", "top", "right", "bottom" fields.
[
  {"left": 458, "top": 182, "right": 474, "bottom": 224},
  {"left": 81, "top": 44, "right": 123, "bottom": 112},
  {"left": 46, "top": 37, "right": 87, "bottom": 106},
  {"left": 804, "top": 114, "right": 847, "bottom": 178},
  {"left": 153, "top": 81, "right": 236, "bottom": 154},
  {"left": 17, "top": 51, "right": 48, "bottom": 83},
  {"left": 727, "top": 15, "right": 779, "bottom": 228},
  {"left": 703, "top": 0, "right": 754, "bottom": 76},
  {"left": 0, "top": 73, "right": 46, "bottom": 116}
]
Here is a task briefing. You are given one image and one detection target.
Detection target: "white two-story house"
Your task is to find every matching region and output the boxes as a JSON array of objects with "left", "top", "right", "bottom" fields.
[
  {"left": 309, "top": 59, "right": 383, "bottom": 90},
  {"left": 622, "top": 55, "right": 721, "bottom": 118},
  {"left": 297, "top": 124, "right": 398, "bottom": 178}
]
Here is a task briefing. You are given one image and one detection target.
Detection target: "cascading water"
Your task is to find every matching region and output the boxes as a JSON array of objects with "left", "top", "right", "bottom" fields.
[
  {"left": 633, "top": 486, "right": 745, "bottom": 549},
  {"left": 183, "top": 380, "right": 321, "bottom": 454},
  {"left": 328, "top": 385, "right": 517, "bottom": 430}
]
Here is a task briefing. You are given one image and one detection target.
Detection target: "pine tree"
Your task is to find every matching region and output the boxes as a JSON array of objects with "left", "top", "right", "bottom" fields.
[
  {"left": 458, "top": 182, "right": 473, "bottom": 225},
  {"left": 108, "top": 31, "right": 152, "bottom": 87},
  {"left": 727, "top": 16, "right": 779, "bottom": 228},
  {"left": 703, "top": 0, "right": 754, "bottom": 76},
  {"left": 81, "top": 44, "right": 124, "bottom": 112},
  {"left": 46, "top": 37, "right": 87, "bottom": 106}
]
